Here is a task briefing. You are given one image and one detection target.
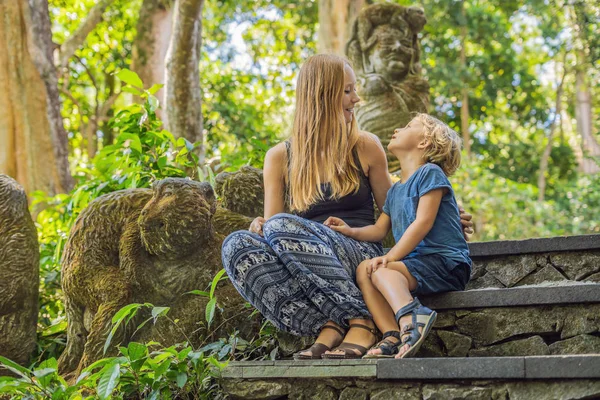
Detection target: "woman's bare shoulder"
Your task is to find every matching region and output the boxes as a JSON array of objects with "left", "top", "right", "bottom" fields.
[
  {"left": 357, "top": 131, "right": 386, "bottom": 155},
  {"left": 264, "top": 142, "right": 288, "bottom": 171}
]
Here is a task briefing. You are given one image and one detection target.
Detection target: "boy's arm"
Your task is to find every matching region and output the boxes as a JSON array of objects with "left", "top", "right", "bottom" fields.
[
  {"left": 385, "top": 189, "right": 445, "bottom": 262},
  {"left": 324, "top": 213, "right": 391, "bottom": 242}
]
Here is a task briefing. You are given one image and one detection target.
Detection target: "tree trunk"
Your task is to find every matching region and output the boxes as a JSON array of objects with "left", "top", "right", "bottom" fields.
[
  {"left": 459, "top": 1, "right": 471, "bottom": 157},
  {"left": 575, "top": 51, "right": 600, "bottom": 174},
  {"left": 538, "top": 63, "right": 567, "bottom": 203},
  {"left": 318, "top": 0, "right": 366, "bottom": 55},
  {"left": 164, "top": 0, "right": 204, "bottom": 161},
  {"left": 0, "top": 0, "right": 73, "bottom": 194},
  {"left": 132, "top": 0, "right": 173, "bottom": 121},
  {"left": 58, "top": 0, "right": 115, "bottom": 68}
]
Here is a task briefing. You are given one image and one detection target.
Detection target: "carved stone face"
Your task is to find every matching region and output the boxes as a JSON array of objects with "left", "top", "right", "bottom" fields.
[
  {"left": 139, "top": 178, "right": 216, "bottom": 258},
  {"left": 406, "top": 6, "right": 427, "bottom": 33},
  {"left": 369, "top": 27, "right": 414, "bottom": 81}
]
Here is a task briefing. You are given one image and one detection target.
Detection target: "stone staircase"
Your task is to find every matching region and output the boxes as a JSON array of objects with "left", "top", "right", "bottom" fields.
[{"left": 220, "top": 235, "right": 600, "bottom": 400}]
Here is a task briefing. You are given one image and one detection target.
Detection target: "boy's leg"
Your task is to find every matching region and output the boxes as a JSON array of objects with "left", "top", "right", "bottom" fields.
[
  {"left": 352, "top": 261, "right": 403, "bottom": 356},
  {"left": 370, "top": 261, "right": 422, "bottom": 357}
]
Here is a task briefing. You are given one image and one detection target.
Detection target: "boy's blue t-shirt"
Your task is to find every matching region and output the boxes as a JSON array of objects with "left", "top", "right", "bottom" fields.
[{"left": 382, "top": 163, "right": 471, "bottom": 268}]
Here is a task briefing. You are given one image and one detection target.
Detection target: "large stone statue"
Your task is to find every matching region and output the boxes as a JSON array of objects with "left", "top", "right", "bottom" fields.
[
  {"left": 347, "top": 3, "right": 430, "bottom": 171},
  {"left": 0, "top": 175, "right": 39, "bottom": 370},
  {"left": 57, "top": 177, "right": 259, "bottom": 377}
]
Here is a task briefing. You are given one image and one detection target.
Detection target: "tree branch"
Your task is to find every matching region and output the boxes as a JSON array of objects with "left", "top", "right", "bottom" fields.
[{"left": 58, "top": 0, "right": 115, "bottom": 68}]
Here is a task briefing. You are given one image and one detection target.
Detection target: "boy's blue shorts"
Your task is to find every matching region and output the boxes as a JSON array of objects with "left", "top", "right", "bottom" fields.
[{"left": 402, "top": 253, "right": 471, "bottom": 296}]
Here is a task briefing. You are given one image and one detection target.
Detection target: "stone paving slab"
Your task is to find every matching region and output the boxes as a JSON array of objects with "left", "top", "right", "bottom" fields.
[
  {"left": 223, "top": 363, "right": 377, "bottom": 379},
  {"left": 223, "top": 355, "right": 600, "bottom": 381},
  {"left": 377, "top": 357, "right": 524, "bottom": 380},
  {"left": 421, "top": 282, "right": 600, "bottom": 310},
  {"left": 524, "top": 355, "right": 600, "bottom": 379},
  {"left": 469, "top": 234, "right": 600, "bottom": 257}
]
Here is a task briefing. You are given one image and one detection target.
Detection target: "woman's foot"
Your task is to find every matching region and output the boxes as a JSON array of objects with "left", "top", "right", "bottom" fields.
[
  {"left": 322, "top": 320, "right": 377, "bottom": 359},
  {"left": 293, "top": 323, "right": 345, "bottom": 359}
]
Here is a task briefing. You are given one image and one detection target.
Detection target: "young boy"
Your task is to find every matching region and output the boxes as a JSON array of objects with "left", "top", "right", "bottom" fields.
[{"left": 324, "top": 113, "right": 471, "bottom": 359}]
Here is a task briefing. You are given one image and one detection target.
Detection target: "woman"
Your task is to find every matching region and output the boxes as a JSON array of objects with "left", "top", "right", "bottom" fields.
[{"left": 222, "top": 54, "right": 471, "bottom": 359}]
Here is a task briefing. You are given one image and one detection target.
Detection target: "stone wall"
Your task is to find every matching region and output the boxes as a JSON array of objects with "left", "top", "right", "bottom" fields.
[
  {"left": 468, "top": 251, "right": 600, "bottom": 290},
  {"left": 420, "top": 303, "right": 600, "bottom": 358},
  {"left": 223, "top": 378, "right": 600, "bottom": 400}
]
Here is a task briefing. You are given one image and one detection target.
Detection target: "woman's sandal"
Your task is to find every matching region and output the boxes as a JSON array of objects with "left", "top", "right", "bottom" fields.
[
  {"left": 394, "top": 298, "right": 437, "bottom": 359},
  {"left": 321, "top": 323, "right": 378, "bottom": 360},
  {"left": 362, "top": 330, "right": 402, "bottom": 359},
  {"left": 293, "top": 324, "right": 346, "bottom": 360}
]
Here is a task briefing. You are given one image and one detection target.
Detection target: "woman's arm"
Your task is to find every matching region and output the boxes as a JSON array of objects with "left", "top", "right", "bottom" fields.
[
  {"left": 249, "top": 143, "right": 287, "bottom": 234},
  {"left": 263, "top": 143, "right": 287, "bottom": 218},
  {"left": 358, "top": 132, "right": 392, "bottom": 211}
]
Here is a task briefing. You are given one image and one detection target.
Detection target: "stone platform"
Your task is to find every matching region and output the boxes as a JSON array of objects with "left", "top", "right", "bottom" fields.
[
  {"left": 222, "top": 235, "right": 600, "bottom": 399},
  {"left": 222, "top": 356, "right": 600, "bottom": 399}
]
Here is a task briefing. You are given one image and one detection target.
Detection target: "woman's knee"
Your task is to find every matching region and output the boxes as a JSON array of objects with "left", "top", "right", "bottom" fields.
[
  {"left": 356, "top": 260, "right": 371, "bottom": 288},
  {"left": 263, "top": 213, "right": 300, "bottom": 238},
  {"left": 222, "top": 230, "right": 261, "bottom": 265}
]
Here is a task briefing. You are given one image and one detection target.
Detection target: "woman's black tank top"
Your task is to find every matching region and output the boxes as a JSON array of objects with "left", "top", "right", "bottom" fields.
[{"left": 285, "top": 141, "right": 375, "bottom": 228}]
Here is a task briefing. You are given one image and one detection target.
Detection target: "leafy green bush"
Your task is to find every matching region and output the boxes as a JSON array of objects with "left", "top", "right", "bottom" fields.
[
  {"left": 0, "top": 343, "right": 227, "bottom": 399},
  {"left": 30, "top": 69, "right": 206, "bottom": 364}
]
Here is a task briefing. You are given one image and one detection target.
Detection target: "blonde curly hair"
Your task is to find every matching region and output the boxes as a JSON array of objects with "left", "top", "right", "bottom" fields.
[{"left": 414, "top": 113, "right": 462, "bottom": 176}]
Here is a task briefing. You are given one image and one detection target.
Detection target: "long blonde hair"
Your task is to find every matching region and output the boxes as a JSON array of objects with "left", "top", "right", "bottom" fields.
[{"left": 288, "top": 54, "right": 361, "bottom": 212}]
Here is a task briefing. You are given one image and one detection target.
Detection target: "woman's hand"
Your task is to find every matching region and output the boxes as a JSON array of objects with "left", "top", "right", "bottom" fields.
[
  {"left": 458, "top": 206, "right": 474, "bottom": 240},
  {"left": 324, "top": 216, "right": 354, "bottom": 237},
  {"left": 249, "top": 217, "right": 266, "bottom": 236}
]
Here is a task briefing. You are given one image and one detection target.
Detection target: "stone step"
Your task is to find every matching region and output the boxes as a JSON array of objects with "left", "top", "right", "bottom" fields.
[
  {"left": 467, "top": 234, "right": 600, "bottom": 290},
  {"left": 415, "top": 282, "right": 600, "bottom": 358},
  {"left": 274, "top": 282, "right": 600, "bottom": 359},
  {"left": 421, "top": 281, "right": 600, "bottom": 310},
  {"left": 221, "top": 356, "right": 600, "bottom": 400}
]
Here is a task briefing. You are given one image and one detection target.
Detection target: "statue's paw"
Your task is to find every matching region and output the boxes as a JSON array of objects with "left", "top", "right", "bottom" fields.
[{"left": 362, "top": 75, "right": 391, "bottom": 95}]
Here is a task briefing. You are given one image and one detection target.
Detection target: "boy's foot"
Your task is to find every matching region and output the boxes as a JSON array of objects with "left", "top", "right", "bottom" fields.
[
  {"left": 364, "top": 330, "right": 402, "bottom": 358},
  {"left": 293, "top": 323, "right": 345, "bottom": 360},
  {"left": 322, "top": 321, "right": 377, "bottom": 359},
  {"left": 394, "top": 299, "right": 437, "bottom": 359}
]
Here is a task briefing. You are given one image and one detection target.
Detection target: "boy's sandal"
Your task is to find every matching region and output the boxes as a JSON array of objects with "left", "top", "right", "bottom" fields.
[
  {"left": 321, "top": 323, "right": 378, "bottom": 359},
  {"left": 363, "top": 330, "right": 402, "bottom": 358},
  {"left": 293, "top": 324, "right": 346, "bottom": 360},
  {"left": 394, "top": 297, "right": 437, "bottom": 359}
]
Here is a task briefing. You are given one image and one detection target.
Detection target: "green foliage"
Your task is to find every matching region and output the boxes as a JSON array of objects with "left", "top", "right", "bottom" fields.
[
  {"left": 15, "top": 2, "right": 600, "bottom": 398},
  {"left": 454, "top": 159, "right": 600, "bottom": 241},
  {"left": 0, "top": 343, "right": 227, "bottom": 399},
  {"left": 31, "top": 69, "right": 203, "bottom": 364}
]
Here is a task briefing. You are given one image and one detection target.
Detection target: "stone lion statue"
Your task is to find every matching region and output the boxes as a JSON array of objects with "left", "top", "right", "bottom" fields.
[
  {"left": 347, "top": 3, "right": 430, "bottom": 171},
  {"left": 58, "top": 177, "right": 260, "bottom": 377},
  {"left": 0, "top": 175, "right": 39, "bottom": 370}
]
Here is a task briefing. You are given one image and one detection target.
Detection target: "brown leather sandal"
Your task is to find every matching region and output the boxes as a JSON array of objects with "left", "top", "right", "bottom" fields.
[
  {"left": 320, "top": 323, "right": 378, "bottom": 359},
  {"left": 293, "top": 324, "right": 346, "bottom": 360}
]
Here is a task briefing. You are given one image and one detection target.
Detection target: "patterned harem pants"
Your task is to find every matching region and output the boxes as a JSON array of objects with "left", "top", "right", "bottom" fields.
[{"left": 221, "top": 213, "right": 383, "bottom": 336}]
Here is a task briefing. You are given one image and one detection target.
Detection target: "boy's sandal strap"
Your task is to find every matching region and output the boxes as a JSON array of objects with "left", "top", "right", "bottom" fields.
[
  {"left": 400, "top": 323, "right": 415, "bottom": 335},
  {"left": 321, "top": 324, "right": 345, "bottom": 338},
  {"left": 394, "top": 298, "right": 422, "bottom": 324},
  {"left": 349, "top": 323, "right": 377, "bottom": 336},
  {"left": 400, "top": 325, "right": 421, "bottom": 347},
  {"left": 382, "top": 330, "right": 402, "bottom": 341},
  {"left": 369, "top": 331, "right": 402, "bottom": 356}
]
